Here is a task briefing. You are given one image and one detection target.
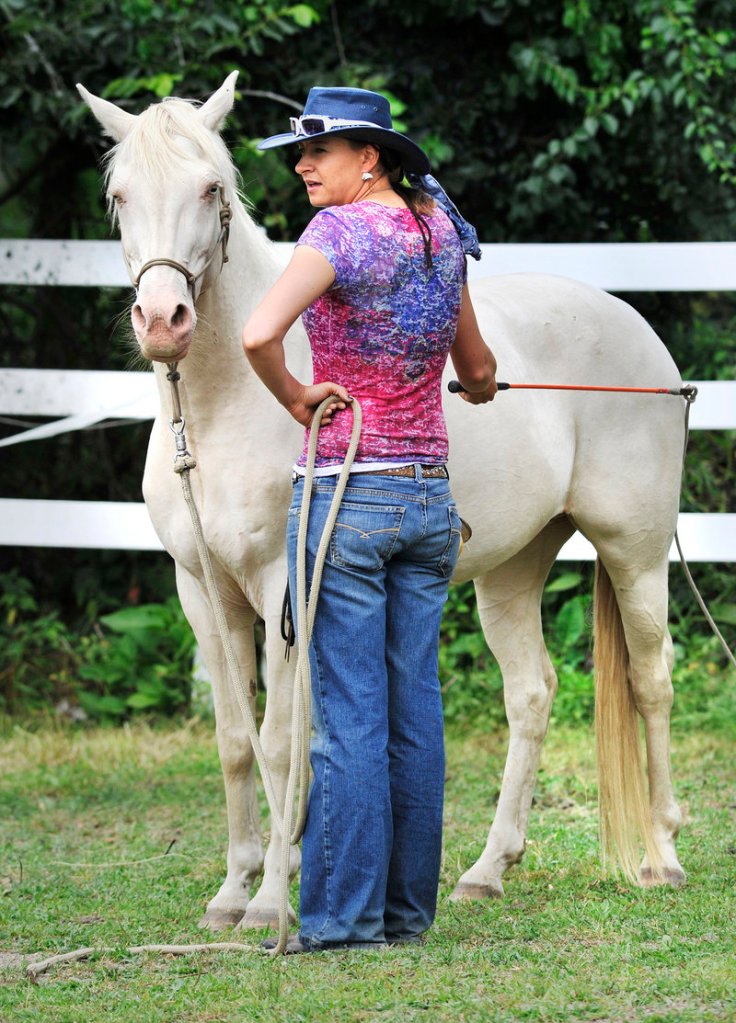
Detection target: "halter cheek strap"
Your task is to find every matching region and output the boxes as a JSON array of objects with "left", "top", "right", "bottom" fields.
[{"left": 127, "top": 187, "right": 232, "bottom": 294}]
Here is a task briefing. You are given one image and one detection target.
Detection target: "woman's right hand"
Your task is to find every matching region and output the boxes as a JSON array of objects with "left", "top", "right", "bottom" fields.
[{"left": 287, "top": 381, "right": 353, "bottom": 427}]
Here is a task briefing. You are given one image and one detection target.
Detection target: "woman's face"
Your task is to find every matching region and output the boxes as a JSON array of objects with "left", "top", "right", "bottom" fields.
[{"left": 295, "top": 137, "right": 376, "bottom": 207}]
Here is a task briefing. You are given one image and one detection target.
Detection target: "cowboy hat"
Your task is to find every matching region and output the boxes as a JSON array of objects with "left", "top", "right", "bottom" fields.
[{"left": 257, "top": 86, "right": 430, "bottom": 175}]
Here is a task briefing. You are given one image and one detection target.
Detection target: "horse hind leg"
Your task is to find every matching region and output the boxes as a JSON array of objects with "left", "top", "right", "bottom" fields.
[
  {"left": 450, "top": 515, "right": 575, "bottom": 901},
  {"left": 593, "top": 554, "right": 686, "bottom": 888}
]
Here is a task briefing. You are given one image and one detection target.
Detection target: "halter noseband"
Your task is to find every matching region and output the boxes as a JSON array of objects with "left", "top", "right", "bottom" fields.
[{"left": 130, "top": 186, "right": 232, "bottom": 294}]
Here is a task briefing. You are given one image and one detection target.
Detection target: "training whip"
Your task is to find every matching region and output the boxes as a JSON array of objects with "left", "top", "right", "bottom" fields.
[{"left": 448, "top": 380, "right": 698, "bottom": 399}]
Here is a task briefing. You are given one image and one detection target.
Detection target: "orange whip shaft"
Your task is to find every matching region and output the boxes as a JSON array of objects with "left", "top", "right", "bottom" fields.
[{"left": 447, "top": 381, "right": 696, "bottom": 398}]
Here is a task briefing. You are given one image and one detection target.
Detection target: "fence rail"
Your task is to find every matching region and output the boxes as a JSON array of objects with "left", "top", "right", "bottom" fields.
[
  {"left": 4, "top": 238, "right": 736, "bottom": 290},
  {"left": 2, "top": 240, "right": 733, "bottom": 561}
]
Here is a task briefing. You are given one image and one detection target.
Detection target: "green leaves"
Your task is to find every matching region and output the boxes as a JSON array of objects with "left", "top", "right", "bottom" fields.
[
  {"left": 495, "top": 0, "right": 736, "bottom": 234},
  {"left": 2, "top": 0, "right": 734, "bottom": 242},
  {"left": 236, "top": 0, "right": 322, "bottom": 55},
  {"left": 710, "top": 603, "right": 736, "bottom": 626},
  {"left": 288, "top": 3, "right": 320, "bottom": 28},
  {"left": 0, "top": 0, "right": 325, "bottom": 231},
  {"left": 0, "top": 575, "right": 197, "bottom": 721},
  {"left": 545, "top": 571, "right": 584, "bottom": 594},
  {"left": 102, "top": 74, "right": 183, "bottom": 99},
  {"left": 638, "top": 0, "right": 736, "bottom": 183},
  {"left": 80, "top": 599, "right": 197, "bottom": 719}
]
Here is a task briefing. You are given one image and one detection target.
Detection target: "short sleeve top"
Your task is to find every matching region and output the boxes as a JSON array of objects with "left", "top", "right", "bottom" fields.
[{"left": 295, "top": 201, "right": 466, "bottom": 469}]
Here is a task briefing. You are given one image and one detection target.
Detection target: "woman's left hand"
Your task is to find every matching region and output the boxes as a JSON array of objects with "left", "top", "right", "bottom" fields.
[{"left": 287, "top": 381, "right": 352, "bottom": 427}]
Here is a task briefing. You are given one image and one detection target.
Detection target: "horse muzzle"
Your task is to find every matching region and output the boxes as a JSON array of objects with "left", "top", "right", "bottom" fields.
[{"left": 132, "top": 292, "right": 196, "bottom": 362}]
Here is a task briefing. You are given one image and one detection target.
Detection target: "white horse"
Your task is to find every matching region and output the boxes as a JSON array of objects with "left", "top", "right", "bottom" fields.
[{"left": 78, "top": 73, "right": 686, "bottom": 928}]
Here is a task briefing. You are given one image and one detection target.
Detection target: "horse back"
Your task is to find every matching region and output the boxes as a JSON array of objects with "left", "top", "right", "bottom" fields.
[{"left": 447, "top": 273, "right": 685, "bottom": 573}]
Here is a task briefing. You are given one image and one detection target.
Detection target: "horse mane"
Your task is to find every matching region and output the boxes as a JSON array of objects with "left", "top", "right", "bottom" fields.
[{"left": 103, "top": 97, "right": 246, "bottom": 219}]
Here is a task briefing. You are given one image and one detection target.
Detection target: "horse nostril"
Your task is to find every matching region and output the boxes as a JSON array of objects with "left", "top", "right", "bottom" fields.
[
  {"left": 171, "top": 304, "right": 190, "bottom": 329},
  {"left": 132, "top": 304, "right": 146, "bottom": 332}
]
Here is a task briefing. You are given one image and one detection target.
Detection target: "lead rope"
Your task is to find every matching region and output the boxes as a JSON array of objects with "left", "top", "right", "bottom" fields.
[
  {"left": 675, "top": 389, "right": 736, "bottom": 670},
  {"left": 166, "top": 365, "right": 363, "bottom": 955}
]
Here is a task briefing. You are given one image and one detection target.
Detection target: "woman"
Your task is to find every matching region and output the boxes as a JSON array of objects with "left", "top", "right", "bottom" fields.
[{"left": 242, "top": 86, "right": 497, "bottom": 953}]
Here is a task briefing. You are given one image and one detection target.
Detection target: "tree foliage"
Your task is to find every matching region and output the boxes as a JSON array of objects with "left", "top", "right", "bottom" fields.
[
  {"left": 0, "top": 0, "right": 324, "bottom": 235},
  {"left": 1, "top": 0, "right": 734, "bottom": 240},
  {"left": 238, "top": 0, "right": 736, "bottom": 242}
]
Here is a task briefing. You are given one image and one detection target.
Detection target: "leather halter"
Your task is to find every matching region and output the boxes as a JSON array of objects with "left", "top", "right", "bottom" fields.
[{"left": 129, "top": 186, "right": 232, "bottom": 294}]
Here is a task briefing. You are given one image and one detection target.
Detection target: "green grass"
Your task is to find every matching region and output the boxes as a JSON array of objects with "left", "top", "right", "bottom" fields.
[{"left": 0, "top": 718, "right": 734, "bottom": 1023}]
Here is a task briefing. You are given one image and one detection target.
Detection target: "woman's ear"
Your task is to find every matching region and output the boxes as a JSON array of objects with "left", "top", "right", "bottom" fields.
[{"left": 361, "top": 144, "right": 381, "bottom": 175}]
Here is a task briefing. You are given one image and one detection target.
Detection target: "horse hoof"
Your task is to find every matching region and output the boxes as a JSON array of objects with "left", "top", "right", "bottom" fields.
[
  {"left": 239, "top": 908, "right": 278, "bottom": 930},
  {"left": 639, "top": 866, "right": 687, "bottom": 888},
  {"left": 449, "top": 880, "right": 504, "bottom": 902},
  {"left": 238, "top": 904, "right": 296, "bottom": 930},
  {"left": 198, "top": 908, "right": 246, "bottom": 931}
]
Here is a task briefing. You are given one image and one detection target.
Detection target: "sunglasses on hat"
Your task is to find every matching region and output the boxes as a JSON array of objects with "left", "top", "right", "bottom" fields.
[{"left": 288, "top": 114, "right": 377, "bottom": 137}]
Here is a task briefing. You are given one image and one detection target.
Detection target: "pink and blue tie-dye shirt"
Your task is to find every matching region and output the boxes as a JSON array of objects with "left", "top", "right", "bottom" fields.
[{"left": 295, "top": 202, "right": 466, "bottom": 469}]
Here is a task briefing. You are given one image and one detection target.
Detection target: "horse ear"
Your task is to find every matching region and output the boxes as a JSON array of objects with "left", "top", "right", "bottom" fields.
[
  {"left": 197, "top": 71, "right": 239, "bottom": 132},
  {"left": 77, "top": 84, "right": 137, "bottom": 142}
]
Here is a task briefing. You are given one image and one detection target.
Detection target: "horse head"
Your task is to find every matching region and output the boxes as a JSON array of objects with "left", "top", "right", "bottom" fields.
[{"left": 78, "top": 73, "right": 239, "bottom": 363}]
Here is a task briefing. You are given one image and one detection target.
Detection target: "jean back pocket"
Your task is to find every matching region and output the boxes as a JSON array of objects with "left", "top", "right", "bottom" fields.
[{"left": 330, "top": 502, "right": 405, "bottom": 571}]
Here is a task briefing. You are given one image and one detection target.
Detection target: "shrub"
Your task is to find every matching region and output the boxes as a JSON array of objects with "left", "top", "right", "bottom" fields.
[{"left": 0, "top": 572, "right": 195, "bottom": 721}]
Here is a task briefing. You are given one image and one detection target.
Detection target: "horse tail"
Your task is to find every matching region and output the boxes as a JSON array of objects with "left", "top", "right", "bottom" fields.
[{"left": 593, "top": 559, "right": 665, "bottom": 883}]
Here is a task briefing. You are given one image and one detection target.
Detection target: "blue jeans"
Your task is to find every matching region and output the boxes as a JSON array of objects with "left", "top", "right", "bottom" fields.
[{"left": 286, "top": 467, "right": 462, "bottom": 949}]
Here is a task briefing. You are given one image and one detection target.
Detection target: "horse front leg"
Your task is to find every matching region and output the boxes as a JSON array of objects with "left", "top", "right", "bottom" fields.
[
  {"left": 175, "top": 566, "right": 266, "bottom": 930},
  {"left": 238, "top": 607, "right": 300, "bottom": 928},
  {"left": 450, "top": 518, "right": 573, "bottom": 901}
]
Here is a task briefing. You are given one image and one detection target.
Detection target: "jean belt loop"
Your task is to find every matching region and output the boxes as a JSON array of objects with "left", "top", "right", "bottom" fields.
[{"left": 415, "top": 463, "right": 423, "bottom": 481}]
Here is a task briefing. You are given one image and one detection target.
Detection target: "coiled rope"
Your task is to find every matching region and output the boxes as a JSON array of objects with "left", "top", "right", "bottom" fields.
[{"left": 274, "top": 394, "right": 362, "bottom": 953}]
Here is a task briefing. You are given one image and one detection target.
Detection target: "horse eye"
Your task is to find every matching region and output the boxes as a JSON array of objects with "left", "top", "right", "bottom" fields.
[
  {"left": 110, "top": 193, "right": 125, "bottom": 207},
  {"left": 207, "top": 184, "right": 219, "bottom": 195}
]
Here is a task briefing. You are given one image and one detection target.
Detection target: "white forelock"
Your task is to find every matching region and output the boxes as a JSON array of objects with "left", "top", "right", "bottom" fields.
[{"left": 103, "top": 98, "right": 240, "bottom": 203}]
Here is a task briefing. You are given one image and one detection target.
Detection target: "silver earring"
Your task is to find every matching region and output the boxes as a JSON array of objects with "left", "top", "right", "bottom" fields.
[{"left": 361, "top": 172, "right": 374, "bottom": 181}]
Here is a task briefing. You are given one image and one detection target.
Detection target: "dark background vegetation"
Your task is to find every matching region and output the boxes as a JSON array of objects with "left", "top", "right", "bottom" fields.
[{"left": 0, "top": 0, "right": 734, "bottom": 723}]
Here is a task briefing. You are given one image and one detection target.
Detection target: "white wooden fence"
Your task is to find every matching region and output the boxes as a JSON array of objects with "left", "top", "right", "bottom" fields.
[{"left": 1, "top": 239, "right": 734, "bottom": 561}]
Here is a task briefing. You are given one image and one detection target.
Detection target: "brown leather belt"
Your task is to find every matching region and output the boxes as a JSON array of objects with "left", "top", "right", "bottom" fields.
[{"left": 353, "top": 464, "right": 449, "bottom": 479}]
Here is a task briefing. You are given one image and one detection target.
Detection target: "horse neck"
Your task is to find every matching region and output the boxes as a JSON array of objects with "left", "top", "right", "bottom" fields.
[{"left": 153, "top": 204, "right": 305, "bottom": 432}]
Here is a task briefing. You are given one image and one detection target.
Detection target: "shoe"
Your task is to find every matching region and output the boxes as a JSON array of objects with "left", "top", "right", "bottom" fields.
[
  {"left": 260, "top": 935, "right": 307, "bottom": 955},
  {"left": 385, "top": 934, "right": 425, "bottom": 946}
]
